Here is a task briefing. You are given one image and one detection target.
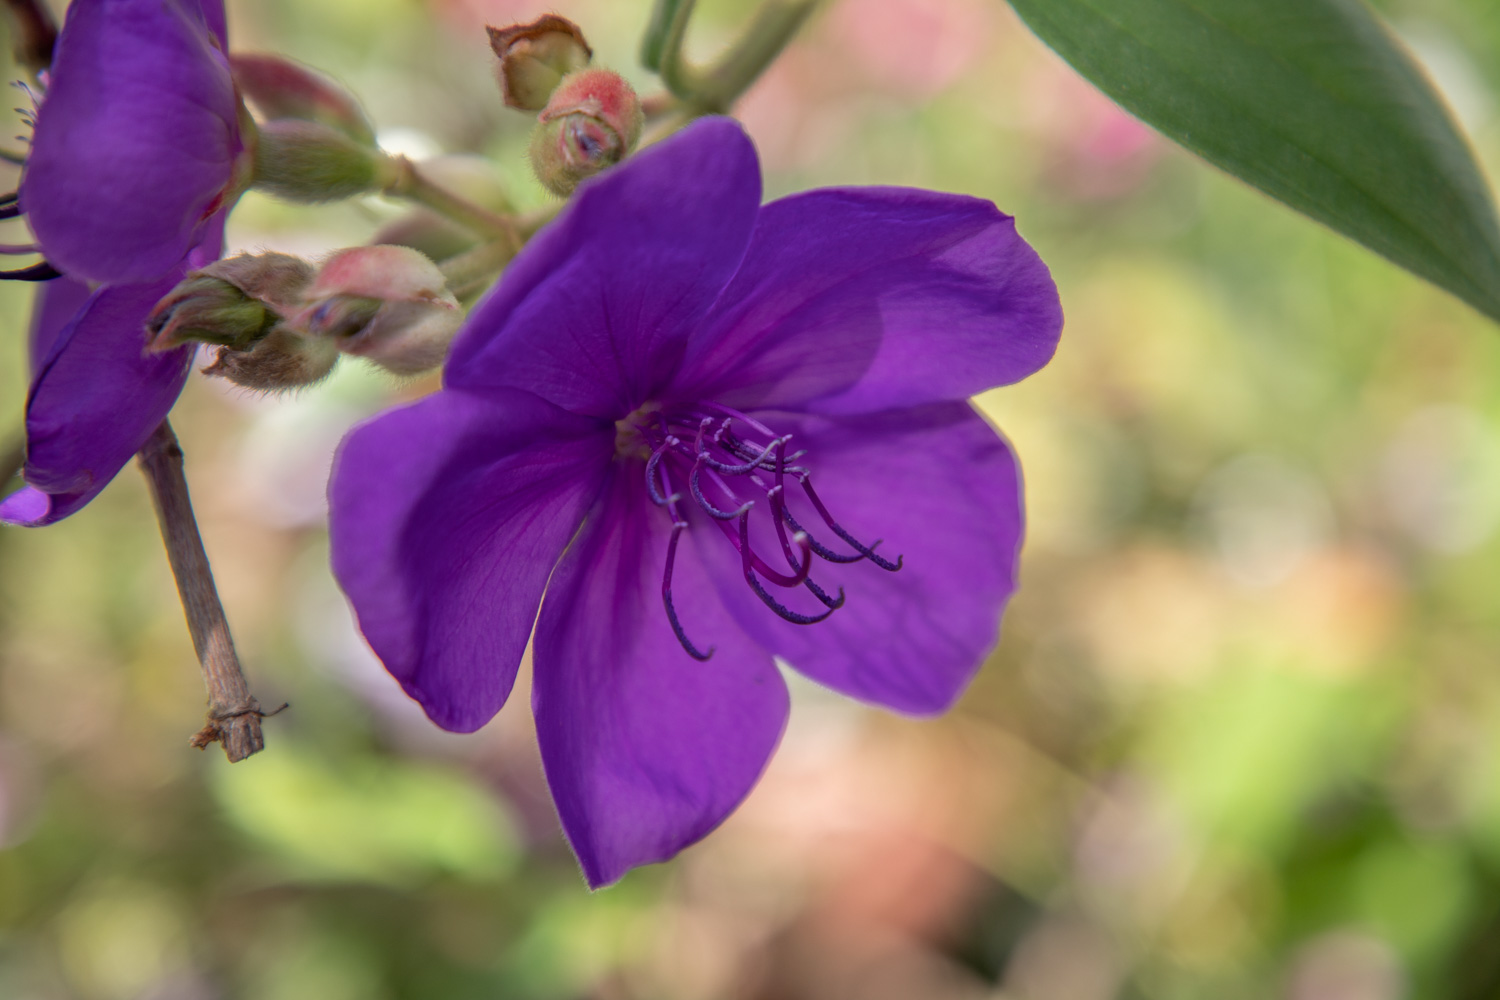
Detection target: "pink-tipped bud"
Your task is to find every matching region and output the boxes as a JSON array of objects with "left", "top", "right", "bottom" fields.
[
  {"left": 529, "top": 68, "right": 644, "bottom": 196},
  {"left": 291, "top": 245, "right": 463, "bottom": 376},
  {"left": 232, "top": 53, "right": 377, "bottom": 145},
  {"left": 487, "top": 15, "right": 593, "bottom": 112}
]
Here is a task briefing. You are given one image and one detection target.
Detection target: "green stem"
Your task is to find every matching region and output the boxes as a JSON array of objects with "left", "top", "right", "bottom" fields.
[
  {"left": 0, "top": 435, "right": 23, "bottom": 490},
  {"left": 657, "top": 0, "right": 819, "bottom": 113},
  {"left": 438, "top": 204, "right": 561, "bottom": 300},
  {"left": 380, "top": 155, "right": 521, "bottom": 253},
  {"left": 641, "top": 0, "right": 691, "bottom": 72}
]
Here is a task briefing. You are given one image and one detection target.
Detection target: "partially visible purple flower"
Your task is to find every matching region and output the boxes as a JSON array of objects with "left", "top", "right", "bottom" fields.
[
  {"left": 21, "top": 0, "right": 239, "bottom": 285},
  {"left": 2, "top": 0, "right": 238, "bottom": 526},
  {"left": 329, "top": 118, "right": 1062, "bottom": 887}
]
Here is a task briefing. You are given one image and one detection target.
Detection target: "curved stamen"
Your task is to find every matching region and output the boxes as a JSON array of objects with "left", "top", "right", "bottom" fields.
[
  {"left": 782, "top": 509, "right": 868, "bottom": 564},
  {"left": 642, "top": 446, "right": 672, "bottom": 509},
  {"left": 689, "top": 460, "right": 753, "bottom": 520},
  {"left": 702, "top": 434, "right": 786, "bottom": 476},
  {"left": 737, "top": 514, "right": 832, "bottom": 624},
  {"left": 0, "top": 261, "right": 59, "bottom": 281},
  {"left": 764, "top": 437, "right": 866, "bottom": 567},
  {"left": 0, "top": 202, "right": 25, "bottom": 221},
  {"left": 697, "top": 401, "right": 778, "bottom": 438},
  {"left": 803, "top": 577, "right": 847, "bottom": 610},
  {"left": 718, "top": 513, "right": 812, "bottom": 588},
  {"left": 662, "top": 523, "right": 714, "bottom": 661},
  {"left": 0, "top": 191, "right": 18, "bottom": 207},
  {"left": 797, "top": 476, "right": 903, "bottom": 571},
  {"left": 0, "top": 242, "right": 39, "bottom": 254}
]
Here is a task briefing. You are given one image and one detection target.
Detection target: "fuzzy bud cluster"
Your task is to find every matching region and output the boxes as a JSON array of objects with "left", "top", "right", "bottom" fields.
[{"left": 146, "top": 245, "right": 461, "bottom": 389}]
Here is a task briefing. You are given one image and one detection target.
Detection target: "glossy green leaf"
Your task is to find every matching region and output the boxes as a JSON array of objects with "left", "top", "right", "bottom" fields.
[{"left": 1005, "top": 0, "right": 1500, "bottom": 322}]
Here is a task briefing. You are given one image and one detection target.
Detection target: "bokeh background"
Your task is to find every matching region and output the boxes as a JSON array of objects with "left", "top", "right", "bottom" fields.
[{"left": 2, "top": 0, "right": 1500, "bottom": 997}]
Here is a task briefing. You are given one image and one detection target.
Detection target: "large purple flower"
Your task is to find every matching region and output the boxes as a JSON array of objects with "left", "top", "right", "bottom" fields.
[
  {"left": 2, "top": 0, "right": 239, "bottom": 526},
  {"left": 329, "top": 118, "right": 1062, "bottom": 887}
]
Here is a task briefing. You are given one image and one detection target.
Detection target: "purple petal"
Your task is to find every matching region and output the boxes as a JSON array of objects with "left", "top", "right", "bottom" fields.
[
  {"left": 669, "top": 188, "right": 1062, "bottom": 414},
  {"left": 22, "top": 0, "right": 238, "bottom": 285},
  {"left": 446, "top": 117, "right": 761, "bottom": 419},
  {"left": 532, "top": 464, "right": 790, "bottom": 888},
  {"left": 329, "top": 389, "right": 612, "bottom": 732},
  {"left": 198, "top": 0, "right": 227, "bottom": 47},
  {"left": 696, "top": 402, "right": 1022, "bottom": 714},
  {"left": 1, "top": 275, "right": 194, "bottom": 527},
  {"left": 28, "top": 275, "right": 91, "bottom": 378}
]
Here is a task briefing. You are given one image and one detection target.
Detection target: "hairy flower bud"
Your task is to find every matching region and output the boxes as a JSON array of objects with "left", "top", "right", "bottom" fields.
[
  {"left": 529, "top": 69, "right": 644, "bottom": 196},
  {"left": 146, "top": 252, "right": 314, "bottom": 352},
  {"left": 252, "top": 119, "right": 382, "bottom": 203},
  {"left": 203, "top": 326, "right": 340, "bottom": 391},
  {"left": 487, "top": 15, "right": 592, "bottom": 112},
  {"left": 231, "top": 53, "right": 377, "bottom": 145},
  {"left": 292, "top": 245, "right": 463, "bottom": 376},
  {"left": 146, "top": 275, "right": 272, "bottom": 352}
]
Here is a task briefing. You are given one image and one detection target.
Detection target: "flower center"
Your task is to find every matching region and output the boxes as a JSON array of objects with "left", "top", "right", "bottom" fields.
[{"left": 623, "top": 401, "right": 902, "bottom": 660}]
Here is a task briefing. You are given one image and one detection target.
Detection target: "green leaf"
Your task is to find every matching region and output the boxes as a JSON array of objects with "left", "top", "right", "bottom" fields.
[{"left": 1005, "top": 0, "right": 1500, "bottom": 322}]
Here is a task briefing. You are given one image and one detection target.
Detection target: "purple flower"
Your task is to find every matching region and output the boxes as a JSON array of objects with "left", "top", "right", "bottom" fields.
[
  {"left": 22, "top": 0, "right": 238, "bottom": 285},
  {"left": 2, "top": 0, "right": 238, "bottom": 526},
  {"left": 329, "top": 118, "right": 1062, "bottom": 887}
]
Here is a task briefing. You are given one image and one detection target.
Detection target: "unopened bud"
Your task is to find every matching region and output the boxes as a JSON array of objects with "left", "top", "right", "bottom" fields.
[
  {"left": 203, "top": 327, "right": 340, "bottom": 391},
  {"left": 292, "top": 245, "right": 462, "bottom": 376},
  {"left": 487, "top": 15, "right": 592, "bottom": 111},
  {"left": 147, "top": 275, "right": 272, "bottom": 352},
  {"left": 253, "top": 119, "right": 382, "bottom": 203},
  {"left": 529, "top": 69, "right": 644, "bottom": 196},
  {"left": 146, "top": 252, "right": 314, "bottom": 352},
  {"left": 232, "top": 53, "right": 377, "bottom": 145}
]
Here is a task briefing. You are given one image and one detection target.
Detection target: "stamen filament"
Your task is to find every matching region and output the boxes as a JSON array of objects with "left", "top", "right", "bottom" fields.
[
  {"left": 662, "top": 522, "right": 714, "bottom": 661},
  {"left": 797, "top": 475, "right": 903, "bottom": 571},
  {"left": 737, "top": 513, "right": 833, "bottom": 625}
]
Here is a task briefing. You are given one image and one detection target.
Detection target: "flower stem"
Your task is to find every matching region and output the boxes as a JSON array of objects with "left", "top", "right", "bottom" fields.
[
  {"left": 438, "top": 204, "right": 560, "bottom": 299},
  {"left": 656, "top": 0, "right": 819, "bottom": 113},
  {"left": 380, "top": 155, "right": 521, "bottom": 253},
  {"left": 641, "top": 0, "right": 691, "bottom": 72},
  {"left": 0, "top": 435, "right": 22, "bottom": 490},
  {"left": 138, "top": 420, "right": 269, "bottom": 763}
]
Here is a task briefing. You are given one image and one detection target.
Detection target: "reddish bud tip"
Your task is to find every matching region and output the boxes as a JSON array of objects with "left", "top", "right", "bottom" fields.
[
  {"left": 529, "top": 69, "right": 644, "bottom": 196},
  {"left": 291, "top": 245, "right": 463, "bottom": 376},
  {"left": 232, "top": 53, "right": 377, "bottom": 145}
]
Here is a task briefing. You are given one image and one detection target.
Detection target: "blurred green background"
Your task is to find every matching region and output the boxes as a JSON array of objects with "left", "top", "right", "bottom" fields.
[{"left": 3, "top": 0, "right": 1500, "bottom": 997}]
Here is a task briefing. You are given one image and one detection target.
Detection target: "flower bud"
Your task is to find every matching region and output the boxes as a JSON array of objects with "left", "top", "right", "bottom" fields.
[
  {"left": 529, "top": 69, "right": 644, "bottom": 196},
  {"left": 252, "top": 119, "right": 382, "bottom": 203},
  {"left": 203, "top": 326, "right": 340, "bottom": 391},
  {"left": 231, "top": 53, "right": 377, "bottom": 145},
  {"left": 146, "top": 252, "right": 314, "bottom": 352},
  {"left": 487, "top": 15, "right": 592, "bottom": 112},
  {"left": 291, "top": 245, "right": 463, "bottom": 376}
]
